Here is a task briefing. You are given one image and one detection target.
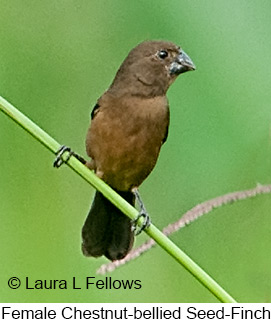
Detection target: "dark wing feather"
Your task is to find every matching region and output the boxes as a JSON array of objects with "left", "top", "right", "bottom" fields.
[
  {"left": 162, "top": 103, "right": 170, "bottom": 144},
  {"left": 91, "top": 103, "right": 100, "bottom": 120}
]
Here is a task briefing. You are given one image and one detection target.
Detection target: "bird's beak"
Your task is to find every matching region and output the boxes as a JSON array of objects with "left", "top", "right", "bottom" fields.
[{"left": 170, "top": 50, "right": 196, "bottom": 75}]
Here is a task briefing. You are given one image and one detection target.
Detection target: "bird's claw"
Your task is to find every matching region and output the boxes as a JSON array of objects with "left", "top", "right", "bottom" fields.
[
  {"left": 53, "top": 145, "right": 87, "bottom": 168},
  {"left": 53, "top": 145, "right": 74, "bottom": 168},
  {"left": 132, "top": 211, "right": 151, "bottom": 236}
]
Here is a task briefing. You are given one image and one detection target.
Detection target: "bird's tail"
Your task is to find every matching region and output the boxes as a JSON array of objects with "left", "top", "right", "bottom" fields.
[{"left": 82, "top": 190, "right": 135, "bottom": 261}]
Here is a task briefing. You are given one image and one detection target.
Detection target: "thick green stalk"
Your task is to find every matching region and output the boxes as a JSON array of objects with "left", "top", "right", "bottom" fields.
[{"left": 0, "top": 95, "right": 236, "bottom": 303}]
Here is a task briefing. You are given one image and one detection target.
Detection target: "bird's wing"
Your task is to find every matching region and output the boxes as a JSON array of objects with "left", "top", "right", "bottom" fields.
[
  {"left": 90, "top": 103, "right": 100, "bottom": 120},
  {"left": 162, "top": 102, "right": 170, "bottom": 144}
]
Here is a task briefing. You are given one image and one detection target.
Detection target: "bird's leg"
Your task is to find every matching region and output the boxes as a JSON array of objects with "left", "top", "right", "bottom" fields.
[
  {"left": 53, "top": 145, "right": 87, "bottom": 168},
  {"left": 131, "top": 188, "right": 151, "bottom": 235}
]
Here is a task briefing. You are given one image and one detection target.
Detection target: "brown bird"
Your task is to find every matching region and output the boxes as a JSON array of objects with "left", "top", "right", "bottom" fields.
[{"left": 81, "top": 40, "right": 195, "bottom": 261}]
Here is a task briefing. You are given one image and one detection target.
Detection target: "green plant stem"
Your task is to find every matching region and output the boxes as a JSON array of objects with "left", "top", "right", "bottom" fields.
[{"left": 0, "top": 95, "right": 237, "bottom": 303}]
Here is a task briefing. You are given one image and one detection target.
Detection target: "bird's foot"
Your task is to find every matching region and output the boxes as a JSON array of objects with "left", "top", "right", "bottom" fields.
[
  {"left": 53, "top": 145, "right": 86, "bottom": 168},
  {"left": 132, "top": 210, "right": 151, "bottom": 235},
  {"left": 131, "top": 188, "right": 151, "bottom": 235}
]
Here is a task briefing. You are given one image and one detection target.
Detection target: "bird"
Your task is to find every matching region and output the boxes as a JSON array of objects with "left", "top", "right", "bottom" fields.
[{"left": 80, "top": 40, "right": 195, "bottom": 261}]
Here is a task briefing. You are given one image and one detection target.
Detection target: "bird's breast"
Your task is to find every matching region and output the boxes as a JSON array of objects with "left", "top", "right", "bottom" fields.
[{"left": 86, "top": 96, "right": 169, "bottom": 191}]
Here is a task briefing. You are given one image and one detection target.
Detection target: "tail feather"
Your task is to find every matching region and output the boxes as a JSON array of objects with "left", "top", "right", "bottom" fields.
[{"left": 82, "top": 190, "right": 135, "bottom": 261}]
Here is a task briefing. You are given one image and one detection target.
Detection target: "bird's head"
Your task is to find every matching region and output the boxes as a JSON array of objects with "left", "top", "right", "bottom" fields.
[{"left": 109, "top": 40, "right": 196, "bottom": 97}]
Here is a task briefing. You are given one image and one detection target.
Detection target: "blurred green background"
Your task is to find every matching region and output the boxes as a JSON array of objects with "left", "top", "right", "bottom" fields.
[{"left": 0, "top": 0, "right": 271, "bottom": 303}]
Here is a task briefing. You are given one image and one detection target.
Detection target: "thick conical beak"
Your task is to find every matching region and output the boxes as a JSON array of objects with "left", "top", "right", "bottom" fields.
[{"left": 170, "top": 50, "right": 196, "bottom": 75}]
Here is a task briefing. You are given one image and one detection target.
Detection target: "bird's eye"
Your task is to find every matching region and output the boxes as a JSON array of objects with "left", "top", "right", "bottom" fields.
[{"left": 158, "top": 50, "right": 168, "bottom": 59}]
